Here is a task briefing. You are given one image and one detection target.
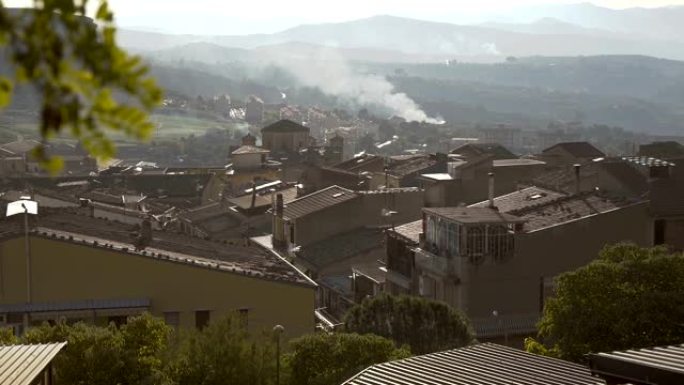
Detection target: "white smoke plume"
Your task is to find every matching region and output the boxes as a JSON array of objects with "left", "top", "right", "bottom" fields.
[{"left": 261, "top": 46, "right": 444, "bottom": 124}]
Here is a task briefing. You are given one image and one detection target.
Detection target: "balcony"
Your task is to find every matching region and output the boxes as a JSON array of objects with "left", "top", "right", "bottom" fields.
[{"left": 414, "top": 247, "right": 458, "bottom": 279}]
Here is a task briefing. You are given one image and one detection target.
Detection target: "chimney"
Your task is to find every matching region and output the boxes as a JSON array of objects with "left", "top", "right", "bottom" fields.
[
  {"left": 573, "top": 164, "right": 581, "bottom": 195},
  {"left": 275, "top": 193, "right": 284, "bottom": 218},
  {"left": 250, "top": 180, "right": 257, "bottom": 209},
  {"left": 488, "top": 172, "right": 495, "bottom": 208}
]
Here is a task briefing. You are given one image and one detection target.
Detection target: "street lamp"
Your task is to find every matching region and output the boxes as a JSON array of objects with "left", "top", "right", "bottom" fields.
[
  {"left": 273, "top": 324, "right": 285, "bottom": 385},
  {"left": 6, "top": 197, "right": 38, "bottom": 331},
  {"left": 492, "top": 310, "right": 508, "bottom": 346}
]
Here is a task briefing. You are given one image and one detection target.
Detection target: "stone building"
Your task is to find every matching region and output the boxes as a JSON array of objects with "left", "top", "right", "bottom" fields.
[{"left": 261, "top": 119, "right": 311, "bottom": 153}]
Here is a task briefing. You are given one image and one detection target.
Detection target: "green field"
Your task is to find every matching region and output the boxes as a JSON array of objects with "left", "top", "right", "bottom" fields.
[{"left": 0, "top": 112, "right": 243, "bottom": 145}]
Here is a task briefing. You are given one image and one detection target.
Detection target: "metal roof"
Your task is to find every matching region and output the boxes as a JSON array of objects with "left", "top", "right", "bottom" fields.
[
  {"left": 344, "top": 343, "right": 605, "bottom": 385},
  {"left": 0, "top": 343, "right": 67, "bottom": 385},
  {"left": 589, "top": 344, "right": 684, "bottom": 385}
]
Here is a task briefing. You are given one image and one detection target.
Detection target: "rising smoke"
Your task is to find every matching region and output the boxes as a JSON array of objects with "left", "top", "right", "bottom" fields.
[{"left": 261, "top": 47, "right": 444, "bottom": 124}]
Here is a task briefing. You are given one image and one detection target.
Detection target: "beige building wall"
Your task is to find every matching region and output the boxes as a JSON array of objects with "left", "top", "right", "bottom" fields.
[
  {"left": 262, "top": 132, "right": 309, "bottom": 153},
  {"left": 233, "top": 152, "right": 264, "bottom": 170},
  {"left": 0, "top": 237, "right": 315, "bottom": 339}
]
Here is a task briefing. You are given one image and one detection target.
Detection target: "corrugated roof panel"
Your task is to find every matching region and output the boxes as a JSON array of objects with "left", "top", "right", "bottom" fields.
[
  {"left": 344, "top": 343, "right": 604, "bottom": 385},
  {"left": 589, "top": 344, "right": 684, "bottom": 384},
  {"left": 0, "top": 343, "right": 66, "bottom": 385}
]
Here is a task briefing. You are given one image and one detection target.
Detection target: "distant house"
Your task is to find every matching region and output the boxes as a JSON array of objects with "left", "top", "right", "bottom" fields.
[
  {"left": 261, "top": 119, "right": 311, "bottom": 153},
  {"left": 638, "top": 141, "right": 684, "bottom": 160},
  {"left": 540, "top": 141, "right": 605, "bottom": 167},
  {"left": 231, "top": 145, "right": 270, "bottom": 171},
  {"left": 344, "top": 343, "right": 604, "bottom": 385},
  {"left": 450, "top": 142, "right": 516, "bottom": 161},
  {"left": 245, "top": 95, "right": 264, "bottom": 124}
]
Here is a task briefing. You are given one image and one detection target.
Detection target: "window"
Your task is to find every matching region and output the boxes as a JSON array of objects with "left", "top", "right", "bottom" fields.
[
  {"left": 164, "top": 312, "right": 180, "bottom": 329},
  {"left": 195, "top": 310, "right": 210, "bottom": 330},
  {"left": 654, "top": 219, "right": 666, "bottom": 245},
  {"left": 289, "top": 224, "right": 295, "bottom": 244}
]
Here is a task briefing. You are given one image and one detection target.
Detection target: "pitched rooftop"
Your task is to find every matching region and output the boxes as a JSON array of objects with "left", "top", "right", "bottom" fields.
[
  {"left": 261, "top": 119, "right": 309, "bottom": 133},
  {"left": 469, "top": 186, "right": 568, "bottom": 213},
  {"left": 231, "top": 145, "right": 270, "bottom": 155},
  {"left": 451, "top": 142, "right": 516, "bottom": 160},
  {"left": 423, "top": 207, "right": 524, "bottom": 225},
  {"left": 344, "top": 343, "right": 604, "bottom": 385},
  {"left": 391, "top": 219, "right": 422, "bottom": 244},
  {"left": 543, "top": 141, "right": 605, "bottom": 158},
  {"left": 510, "top": 193, "right": 639, "bottom": 232},
  {"left": 283, "top": 185, "right": 358, "bottom": 220},
  {"left": 0, "top": 210, "right": 313, "bottom": 286}
]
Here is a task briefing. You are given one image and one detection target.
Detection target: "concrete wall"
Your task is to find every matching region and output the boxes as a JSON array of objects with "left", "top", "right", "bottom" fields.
[{"left": 0, "top": 237, "right": 315, "bottom": 339}]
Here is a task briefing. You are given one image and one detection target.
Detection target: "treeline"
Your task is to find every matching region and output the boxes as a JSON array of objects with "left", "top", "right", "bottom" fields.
[{"left": 1, "top": 295, "right": 475, "bottom": 385}]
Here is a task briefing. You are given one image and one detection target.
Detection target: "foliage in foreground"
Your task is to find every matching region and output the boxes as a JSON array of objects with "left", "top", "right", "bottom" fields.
[
  {"left": 286, "top": 332, "right": 411, "bottom": 385},
  {"left": 344, "top": 294, "right": 475, "bottom": 355},
  {"left": 5, "top": 313, "right": 411, "bottom": 385},
  {"left": 167, "top": 316, "right": 277, "bottom": 385},
  {"left": 529, "top": 243, "right": 684, "bottom": 362},
  {"left": 0, "top": 1, "right": 161, "bottom": 172},
  {"left": 24, "top": 313, "right": 172, "bottom": 385}
]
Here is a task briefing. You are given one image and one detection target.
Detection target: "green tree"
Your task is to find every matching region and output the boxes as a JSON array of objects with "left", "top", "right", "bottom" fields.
[
  {"left": 169, "top": 315, "right": 276, "bottom": 385},
  {"left": 530, "top": 243, "right": 684, "bottom": 362},
  {"left": 23, "top": 313, "right": 172, "bottom": 384},
  {"left": 286, "top": 332, "right": 410, "bottom": 385},
  {"left": 344, "top": 294, "right": 475, "bottom": 354},
  {"left": 0, "top": 326, "right": 18, "bottom": 344},
  {"left": 0, "top": 1, "right": 161, "bottom": 172}
]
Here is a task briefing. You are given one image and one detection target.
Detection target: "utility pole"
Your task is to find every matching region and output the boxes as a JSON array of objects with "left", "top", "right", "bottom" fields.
[
  {"left": 23, "top": 204, "right": 31, "bottom": 330},
  {"left": 6, "top": 198, "right": 37, "bottom": 333}
]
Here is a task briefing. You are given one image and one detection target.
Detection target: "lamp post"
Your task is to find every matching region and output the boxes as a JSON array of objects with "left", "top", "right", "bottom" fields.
[
  {"left": 273, "top": 324, "right": 285, "bottom": 385},
  {"left": 6, "top": 198, "right": 38, "bottom": 332},
  {"left": 492, "top": 310, "right": 508, "bottom": 346}
]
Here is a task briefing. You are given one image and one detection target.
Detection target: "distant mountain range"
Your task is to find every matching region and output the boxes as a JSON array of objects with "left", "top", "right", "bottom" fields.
[{"left": 119, "top": 4, "right": 684, "bottom": 63}]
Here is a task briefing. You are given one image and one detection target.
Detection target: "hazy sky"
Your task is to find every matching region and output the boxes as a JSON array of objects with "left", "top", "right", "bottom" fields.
[{"left": 7, "top": 0, "right": 684, "bottom": 34}]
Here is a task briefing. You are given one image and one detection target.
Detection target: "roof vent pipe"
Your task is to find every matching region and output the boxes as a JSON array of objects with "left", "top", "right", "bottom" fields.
[
  {"left": 573, "top": 164, "right": 581, "bottom": 195},
  {"left": 488, "top": 172, "right": 495, "bottom": 208}
]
